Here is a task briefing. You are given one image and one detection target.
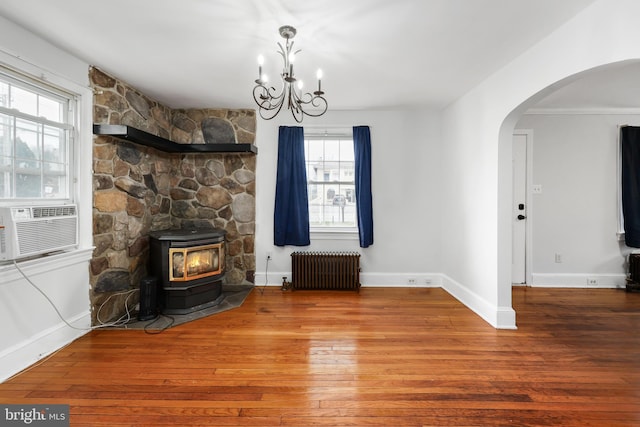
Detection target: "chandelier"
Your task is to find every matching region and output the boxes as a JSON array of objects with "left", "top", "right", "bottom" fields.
[{"left": 252, "top": 25, "right": 328, "bottom": 123}]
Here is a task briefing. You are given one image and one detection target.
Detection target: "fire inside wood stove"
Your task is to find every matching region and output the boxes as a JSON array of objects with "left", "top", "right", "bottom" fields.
[
  {"left": 149, "top": 229, "right": 226, "bottom": 314},
  {"left": 170, "top": 243, "right": 223, "bottom": 281}
]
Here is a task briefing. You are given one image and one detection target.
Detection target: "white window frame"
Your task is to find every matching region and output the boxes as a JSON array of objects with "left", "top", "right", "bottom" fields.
[
  {"left": 304, "top": 128, "right": 358, "bottom": 237},
  {"left": 0, "top": 64, "right": 76, "bottom": 205}
]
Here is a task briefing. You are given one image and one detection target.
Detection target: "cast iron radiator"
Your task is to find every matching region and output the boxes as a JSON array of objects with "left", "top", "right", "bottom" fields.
[{"left": 290, "top": 251, "right": 361, "bottom": 291}]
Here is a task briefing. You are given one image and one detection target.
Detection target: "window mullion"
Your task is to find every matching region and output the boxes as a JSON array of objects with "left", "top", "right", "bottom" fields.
[
  {"left": 11, "top": 116, "right": 16, "bottom": 198},
  {"left": 0, "top": 105, "right": 72, "bottom": 130},
  {"left": 39, "top": 122, "right": 44, "bottom": 198}
]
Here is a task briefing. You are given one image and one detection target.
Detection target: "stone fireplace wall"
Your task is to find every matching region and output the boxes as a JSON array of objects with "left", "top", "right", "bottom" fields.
[{"left": 90, "top": 67, "right": 256, "bottom": 324}]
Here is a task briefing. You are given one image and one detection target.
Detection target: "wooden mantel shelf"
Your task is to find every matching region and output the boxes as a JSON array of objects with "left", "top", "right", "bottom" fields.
[{"left": 93, "top": 124, "right": 258, "bottom": 154}]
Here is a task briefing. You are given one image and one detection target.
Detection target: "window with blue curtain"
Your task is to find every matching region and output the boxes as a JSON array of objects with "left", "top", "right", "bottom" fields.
[{"left": 274, "top": 125, "right": 373, "bottom": 248}]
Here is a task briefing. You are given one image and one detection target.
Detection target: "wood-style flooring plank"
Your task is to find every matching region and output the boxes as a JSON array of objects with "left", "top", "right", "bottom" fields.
[{"left": 1, "top": 286, "right": 639, "bottom": 426}]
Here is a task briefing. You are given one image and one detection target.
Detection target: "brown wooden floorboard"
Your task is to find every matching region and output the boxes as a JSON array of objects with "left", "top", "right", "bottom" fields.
[{"left": 1, "top": 286, "right": 639, "bottom": 426}]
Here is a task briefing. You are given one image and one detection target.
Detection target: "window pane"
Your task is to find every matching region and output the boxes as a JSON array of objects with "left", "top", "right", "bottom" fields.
[
  {"left": 340, "top": 139, "right": 354, "bottom": 161},
  {"left": 15, "top": 119, "right": 41, "bottom": 163},
  {"left": 43, "top": 170, "right": 67, "bottom": 198},
  {"left": 323, "top": 161, "right": 338, "bottom": 181},
  {"left": 11, "top": 85, "right": 38, "bottom": 116},
  {"left": 306, "top": 139, "right": 324, "bottom": 161},
  {"left": 324, "top": 139, "right": 339, "bottom": 160},
  {"left": 43, "top": 126, "right": 65, "bottom": 162},
  {"left": 16, "top": 162, "right": 42, "bottom": 198},
  {"left": 39, "top": 96, "right": 64, "bottom": 122}
]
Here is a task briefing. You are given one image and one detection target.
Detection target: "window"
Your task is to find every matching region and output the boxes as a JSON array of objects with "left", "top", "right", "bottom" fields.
[
  {"left": 304, "top": 134, "right": 357, "bottom": 231},
  {"left": 0, "top": 68, "right": 74, "bottom": 200}
]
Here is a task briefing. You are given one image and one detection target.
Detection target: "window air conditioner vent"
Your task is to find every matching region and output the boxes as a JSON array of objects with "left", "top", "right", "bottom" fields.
[{"left": 32, "top": 205, "right": 77, "bottom": 218}]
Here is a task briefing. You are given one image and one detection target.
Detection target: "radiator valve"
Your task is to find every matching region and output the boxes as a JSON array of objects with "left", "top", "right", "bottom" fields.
[{"left": 281, "top": 276, "right": 292, "bottom": 291}]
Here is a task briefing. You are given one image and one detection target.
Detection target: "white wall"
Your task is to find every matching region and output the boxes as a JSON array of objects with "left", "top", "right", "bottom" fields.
[
  {"left": 254, "top": 108, "right": 443, "bottom": 288},
  {"left": 0, "top": 15, "right": 93, "bottom": 382},
  {"left": 441, "top": 0, "right": 640, "bottom": 329},
  {"left": 516, "top": 113, "right": 636, "bottom": 287}
]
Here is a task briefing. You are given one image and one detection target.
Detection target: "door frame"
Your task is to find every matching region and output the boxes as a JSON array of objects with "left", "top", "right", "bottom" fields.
[{"left": 513, "top": 129, "right": 534, "bottom": 286}]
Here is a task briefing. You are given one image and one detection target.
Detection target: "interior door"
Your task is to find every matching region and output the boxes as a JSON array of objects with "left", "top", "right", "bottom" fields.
[{"left": 512, "top": 133, "right": 528, "bottom": 284}]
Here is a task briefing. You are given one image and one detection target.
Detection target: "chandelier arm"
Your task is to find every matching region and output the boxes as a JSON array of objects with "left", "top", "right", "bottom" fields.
[
  {"left": 296, "top": 91, "right": 328, "bottom": 118},
  {"left": 303, "top": 96, "right": 329, "bottom": 118},
  {"left": 253, "top": 84, "right": 287, "bottom": 120},
  {"left": 290, "top": 102, "right": 304, "bottom": 123},
  {"left": 252, "top": 84, "right": 277, "bottom": 109},
  {"left": 289, "top": 87, "right": 305, "bottom": 122},
  {"left": 260, "top": 100, "right": 286, "bottom": 121},
  {"left": 258, "top": 96, "right": 285, "bottom": 121}
]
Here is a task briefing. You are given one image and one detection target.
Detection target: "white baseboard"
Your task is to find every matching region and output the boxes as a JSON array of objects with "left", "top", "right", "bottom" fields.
[
  {"left": 441, "top": 274, "right": 517, "bottom": 330},
  {"left": 359, "top": 272, "right": 442, "bottom": 287},
  {"left": 0, "top": 311, "right": 90, "bottom": 383},
  {"left": 254, "top": 271, "right": 442, "bottom": 288},
  {"left": 531, "top": 273, "right": 626, "bottom": 288}
]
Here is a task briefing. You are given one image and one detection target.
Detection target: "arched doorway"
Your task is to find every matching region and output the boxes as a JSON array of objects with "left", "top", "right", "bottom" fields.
[{"left": 498, "top": 60, "right": 640, "bottom": 326}]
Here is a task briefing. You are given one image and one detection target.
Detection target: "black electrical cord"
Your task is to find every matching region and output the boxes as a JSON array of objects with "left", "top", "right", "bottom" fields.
[
  {"left": 258, "top": 255, "right": 270, "bottom": 295},
  {"left": 143, "top": 314, "right": 175, "bottom": 334}
]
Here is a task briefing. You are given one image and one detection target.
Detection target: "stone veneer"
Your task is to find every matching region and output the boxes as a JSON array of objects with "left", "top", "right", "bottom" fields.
[{"left": 90, "top": 67, "right": 256, "bottom": 324}]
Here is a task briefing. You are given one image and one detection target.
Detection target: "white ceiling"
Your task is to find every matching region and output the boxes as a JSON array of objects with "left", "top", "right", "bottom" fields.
[{"left": 0, "top": 0, "right": 614, "bottom": 111}]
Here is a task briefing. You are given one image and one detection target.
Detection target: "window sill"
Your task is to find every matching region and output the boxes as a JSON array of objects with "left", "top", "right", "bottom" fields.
[
  {"left": 0, "top": 248, "right": 93, "bottom": 283},
  {"left": 310, "top": 229, "right": 359, "bottom": 240}
]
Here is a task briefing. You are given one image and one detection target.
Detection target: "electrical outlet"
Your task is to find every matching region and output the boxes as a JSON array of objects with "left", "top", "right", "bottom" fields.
[
  {"left": 267, "top": 251, "right": 272, "bottom": 260},
  {"left": 555, "top": 253, "right": 562, "bottom": 263},
  {"left": 408, "top": 278, "right": 417, "bottom": 285},
  {"left": 587, "top": 277, "right": 598, "bottom": 286}
]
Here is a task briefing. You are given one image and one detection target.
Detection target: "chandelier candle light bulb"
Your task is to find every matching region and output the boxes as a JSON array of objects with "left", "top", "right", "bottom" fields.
[
  {"left": 257, "top": 55, "right": 264, "bottom": 82},
  {"left": 252, "top": 25, "right": 328, "bottom": 122},
  {"left": 316, "top": 69, "right": 323, "bottom": 94}
]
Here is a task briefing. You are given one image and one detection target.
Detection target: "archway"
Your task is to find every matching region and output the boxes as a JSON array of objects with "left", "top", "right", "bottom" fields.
[{"left": 497, "top": 60, "right": 640, "bottom": 326}]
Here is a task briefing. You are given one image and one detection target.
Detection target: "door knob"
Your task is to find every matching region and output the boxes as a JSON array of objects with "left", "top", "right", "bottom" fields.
[{"left": 517, "top": 214, "right": 526, "bottom": 220}]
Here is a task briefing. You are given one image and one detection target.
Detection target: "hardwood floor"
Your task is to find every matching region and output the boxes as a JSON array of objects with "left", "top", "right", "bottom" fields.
[{"left": 1, "top": 286, "right": 639, "bottom": 426}]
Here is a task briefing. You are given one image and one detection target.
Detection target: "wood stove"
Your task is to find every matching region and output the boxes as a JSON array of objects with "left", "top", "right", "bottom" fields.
[{"left": 148, "top": 228, "right": 226, "bottom": 314}]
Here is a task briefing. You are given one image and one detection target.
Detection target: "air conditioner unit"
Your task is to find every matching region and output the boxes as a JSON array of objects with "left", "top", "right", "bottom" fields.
[{"left": 0, "top": 204, "right": 78, "bottom": 261}]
